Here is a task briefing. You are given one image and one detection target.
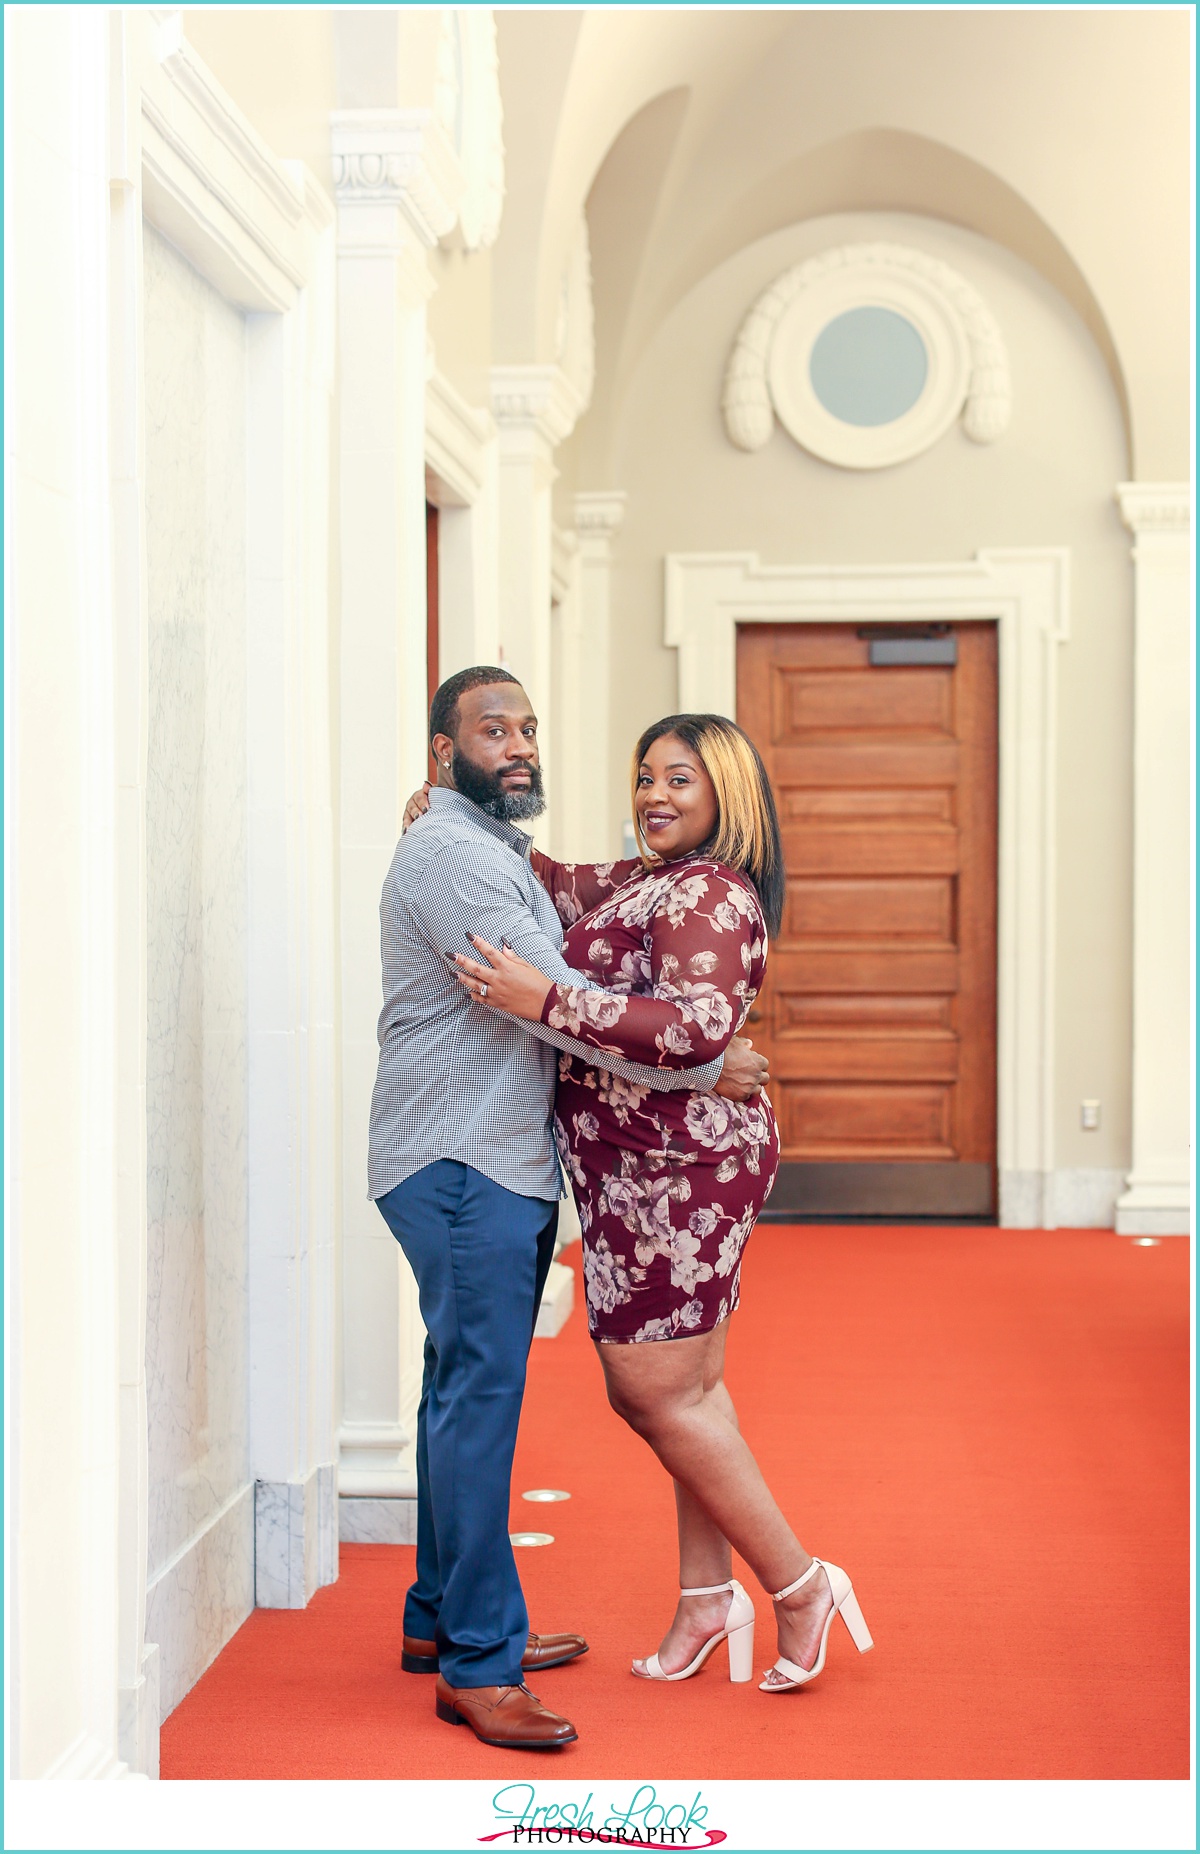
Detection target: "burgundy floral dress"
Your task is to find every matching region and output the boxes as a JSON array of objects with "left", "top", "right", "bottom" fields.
[{"left": 530, "top": 852, "right": 780, "bottom": 1343}]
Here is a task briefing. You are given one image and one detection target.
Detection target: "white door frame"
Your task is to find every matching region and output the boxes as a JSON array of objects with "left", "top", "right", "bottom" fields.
[{"left": 665, "top": 548, "right": 1070, "bottom": 1228}]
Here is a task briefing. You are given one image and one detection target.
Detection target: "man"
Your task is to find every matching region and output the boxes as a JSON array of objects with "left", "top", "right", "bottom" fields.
[{"left": 368, "top": 666, "right": 769, "bottom": 1750}]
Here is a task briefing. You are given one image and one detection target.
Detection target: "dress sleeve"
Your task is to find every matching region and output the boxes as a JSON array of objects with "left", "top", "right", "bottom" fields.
[
  {"left": 538, "top": 868, "right": 763, "bottom": 1069},
  {"left": 529, "top": 850, "right": 644, "bottom": 927},
  {"left": 405, "top": 841, "right": 723, "bottom": 1093}
]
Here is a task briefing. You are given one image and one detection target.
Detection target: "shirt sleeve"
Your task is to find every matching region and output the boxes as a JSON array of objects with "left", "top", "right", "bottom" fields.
[
  {"left": 529, "top": 850, "right": 644, "bottom": 927},
  {"left": 404, "top": 840, "right": 723, "bottom": 1094},
  {"left": 538, "top": 868, "right": 761, "bottom": 1069}
]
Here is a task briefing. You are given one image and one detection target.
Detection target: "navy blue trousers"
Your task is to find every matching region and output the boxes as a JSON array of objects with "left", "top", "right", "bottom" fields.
[{"left": 375, "top": 1160, "right": 558, "bottom": 1688}]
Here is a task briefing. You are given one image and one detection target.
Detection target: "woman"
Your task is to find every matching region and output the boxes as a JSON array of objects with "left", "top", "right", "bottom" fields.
[{"left": 447, "top": 713, "right": 872, "bottom": 1692}]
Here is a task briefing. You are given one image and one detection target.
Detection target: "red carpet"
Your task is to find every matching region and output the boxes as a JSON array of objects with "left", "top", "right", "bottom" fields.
[{"left": 162, "top": 1226, "right": 1190, "bottom": 1780}]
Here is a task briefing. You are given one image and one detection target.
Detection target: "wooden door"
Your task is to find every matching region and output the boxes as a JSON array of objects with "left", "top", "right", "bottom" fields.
[{"left": 737, "top": 623, "right": 998, "bottom": 1218}]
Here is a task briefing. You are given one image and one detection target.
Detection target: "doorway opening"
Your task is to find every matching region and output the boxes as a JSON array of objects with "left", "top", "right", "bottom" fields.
[{"left": 737, "top": 621, "right": 998, "bottom": 1221}]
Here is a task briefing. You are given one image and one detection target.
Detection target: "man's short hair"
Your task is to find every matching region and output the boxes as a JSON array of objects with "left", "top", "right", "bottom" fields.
[{"left": 429, "top": 666, "right": 521, "bottom": 747}]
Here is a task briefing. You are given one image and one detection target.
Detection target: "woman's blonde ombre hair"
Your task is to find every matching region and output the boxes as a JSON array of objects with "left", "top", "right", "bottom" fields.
[{"left": 630, "top": 714, "right": 785, "bottom": 936}]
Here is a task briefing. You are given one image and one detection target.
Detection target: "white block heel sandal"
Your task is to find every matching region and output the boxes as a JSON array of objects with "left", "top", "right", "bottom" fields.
[
  {"left": 760, "top": 1557, "right": 873, "bottom": 1692},
  {"left": 632, "top": 1579, "right": 756, "bottom": 1684}
]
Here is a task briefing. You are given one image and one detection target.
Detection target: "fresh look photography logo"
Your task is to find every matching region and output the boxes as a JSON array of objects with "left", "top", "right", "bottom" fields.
[{"left": 479, "top": 1785, "right": 727, "bottom": 1847}]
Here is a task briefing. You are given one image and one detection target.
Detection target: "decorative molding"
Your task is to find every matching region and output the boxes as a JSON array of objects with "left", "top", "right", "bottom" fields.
[
  {"left": 439, "top": 7, "right": 506, "bottom": 251},
  {"left": 554, "top": 214, "right": 595, "bottom": 416},
  {"left": 1114, "top": 478, "right": 1190, "bottom": 1237},
  {"left": 330, "top": 109, "right": 464, "bottom": 247},
  {"left": 1116, "top": 481, "right": 1191, "bottom": 534},
  {"left": 140, "top": 15, "right": 322, "bottom": 311},
  {"left": 489, "top": 363, "right": 584, "bottom": 450},
  {"left": 337, "top": 1419, "right": 416, "bottom": 1498},
  {"left": 426, "top": 366, "right": 495, "bottom": 508},
  {"left": 151, "top": 13, "right": 306, "bottom": 225},
  {"left": 664, "top": 548, "right": 1069, "bottom": 1228},
  {"left": 722, "top": 242, "right": 1010, "bottom": 469},
  {"left": 573, "top": 490, "right": 627, "bottom": 542},
  {"left": 290, "top": 160, "right": 335, "bottom": 235}
]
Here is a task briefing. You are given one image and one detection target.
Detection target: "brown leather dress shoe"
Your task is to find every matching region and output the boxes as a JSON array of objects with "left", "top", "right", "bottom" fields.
[
  {"left": 402, "top": 1630, "right": 588, "bottom": 1675},
  {"left": 434, "top": 1675, "right": 577, "bottom": 1748}
]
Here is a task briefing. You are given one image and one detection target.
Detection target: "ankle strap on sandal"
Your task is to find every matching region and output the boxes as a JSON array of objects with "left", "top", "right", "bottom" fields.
[
  {"left": 679, "top": 1579, "right": 735, "bottom": 1597},
  {"left": 771, "top": 1559, "right": 822, "bottom": 1603}
]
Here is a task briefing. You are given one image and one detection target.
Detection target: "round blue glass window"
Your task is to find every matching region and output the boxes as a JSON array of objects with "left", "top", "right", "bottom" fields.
[{"left": 809, "top": 306, "right": 928, "bottom": 428}]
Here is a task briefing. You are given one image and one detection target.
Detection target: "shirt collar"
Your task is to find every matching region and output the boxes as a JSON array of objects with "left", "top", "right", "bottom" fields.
[{"left": 427, "top": 785, "right": 534, "bottom": 860}]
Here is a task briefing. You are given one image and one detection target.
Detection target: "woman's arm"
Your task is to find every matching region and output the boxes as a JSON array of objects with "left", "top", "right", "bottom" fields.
[
  {"left": 529, "top": 850, "right": 644, "bottom": 927},
  {"left": 455, "top": 870, "right": 764, "bottom": 1071}
]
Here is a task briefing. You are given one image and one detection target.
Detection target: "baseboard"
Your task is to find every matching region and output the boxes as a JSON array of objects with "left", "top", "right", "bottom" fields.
[
  {"left": 1051, "top": 1169, "right": 1127, "bottom": 1229},
  {"left": 1001, "top": 1169, "right": 1134, "bottom": 1229},
  {"left": 255, "top": 1464, "right": 339, "bottom": 1609},
  {"left": 38, "top": 1730, "right": 136, "bottom": 1780},
  {"left": 145, "top": 1482, "right": 254, "bottom": 1720},
  {"left": 118, "top": 1642, "right": 160, "bottom": 1778},
  {"left": 339, "top": 1495, "right": 418, "bottom": 1544},
  {"left": 759, "top": 1169, "right": 1134, "bottom": 1230},
  {"left": 1115, "top": 1182, "right": 1192, "bottom": 1236}
]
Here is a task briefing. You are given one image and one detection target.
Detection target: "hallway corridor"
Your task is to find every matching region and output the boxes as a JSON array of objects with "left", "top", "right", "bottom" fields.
[{"left": 161, "top": 1225, "right": 1190, "bottom": 1782}]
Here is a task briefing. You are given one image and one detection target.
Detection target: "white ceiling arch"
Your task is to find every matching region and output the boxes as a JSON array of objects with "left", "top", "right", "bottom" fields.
[{"left": 494, "top": 6, "right": 1186, "bottom": 479}]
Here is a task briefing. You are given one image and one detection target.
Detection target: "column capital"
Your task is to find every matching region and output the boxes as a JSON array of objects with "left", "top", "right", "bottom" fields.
[
  {"left": 1116, "top": 481, "right": 1191, "bottom": 535},
  {"left": 331, "top": 109, "right": 464, "bottom": 249},
  {"left": 490, "top": 364, "right": 583, "bottom": 451},
  {"left": 573, "top": 490, "right": 628, "bottom": 543}
]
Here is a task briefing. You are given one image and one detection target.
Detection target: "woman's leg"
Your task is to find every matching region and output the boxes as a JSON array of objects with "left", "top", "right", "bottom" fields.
[
  {"left": 649, "top": 1330, "right": 737, "bottom": 1673},
  {"left": 597, "top": 1324, "right": 835, "bottom": 1677}
]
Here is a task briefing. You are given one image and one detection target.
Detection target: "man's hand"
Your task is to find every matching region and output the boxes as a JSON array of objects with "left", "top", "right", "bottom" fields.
[{"left": 714, "top": 1035, "right": 769, "bottom": 1101}]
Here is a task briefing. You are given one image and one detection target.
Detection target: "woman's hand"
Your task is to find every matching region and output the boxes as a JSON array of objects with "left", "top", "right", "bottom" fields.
[
  {"left": 452, "top": 935, "right": 555, "bottom": 1022},
  {"left": 402, "top": 780, "right": 433, "bottom": 832}
]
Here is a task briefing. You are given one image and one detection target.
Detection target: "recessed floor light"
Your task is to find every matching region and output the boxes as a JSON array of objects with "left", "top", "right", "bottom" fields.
[
  {"left": 1132, "top": 1236, "right": 1161, "bottom": 1247},
  {"left": 522, "top": 1489, "right": 570, "bottom": 1503},
  {"left": 510, "top": 1531, "right": 554, "bottom": 1548}
]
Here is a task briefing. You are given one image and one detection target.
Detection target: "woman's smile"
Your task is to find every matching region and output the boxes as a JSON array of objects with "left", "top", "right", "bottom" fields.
[{"left": 635, "top": 734, "right": 719, "bottom": 858}]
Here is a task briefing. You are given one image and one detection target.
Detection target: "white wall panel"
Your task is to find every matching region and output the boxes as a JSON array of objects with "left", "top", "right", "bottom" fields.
[{"left": 141, "top": 225, "right": 254, "bottom": 1687}]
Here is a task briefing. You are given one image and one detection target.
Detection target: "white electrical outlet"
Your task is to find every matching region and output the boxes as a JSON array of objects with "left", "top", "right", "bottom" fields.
[{"left": 1081, "top": 1099, "right": 1101, "bottom": 1130}]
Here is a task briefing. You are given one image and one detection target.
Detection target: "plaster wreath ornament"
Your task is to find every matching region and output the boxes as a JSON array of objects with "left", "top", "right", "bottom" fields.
[
  {"left": 721, "top": 241, "right": 1011, "bottom": 470},
  {"left": 434, "top": 8, "right": 505, "bottom": 251},
  {"left": 554, "top": 213, "right": 596, "bottom": 414}
]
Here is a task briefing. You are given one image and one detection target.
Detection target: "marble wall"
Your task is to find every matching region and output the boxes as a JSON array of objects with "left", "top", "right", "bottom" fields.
[{"left": 142, "top": 225, "right": 254, "bottom": 1717}]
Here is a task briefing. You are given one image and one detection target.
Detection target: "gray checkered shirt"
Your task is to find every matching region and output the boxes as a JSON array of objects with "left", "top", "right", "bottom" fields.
[{"left": 367, "top": 788, "right": 723, "bottom": 1202}]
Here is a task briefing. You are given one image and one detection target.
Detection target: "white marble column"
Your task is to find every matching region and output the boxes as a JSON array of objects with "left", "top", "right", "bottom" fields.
[
  {"left": 573, "top": 492, "right": 628, "bottom": 860},
  {"left": 245, "top": 181, "right": 341, "bottom": 1608},
  {"left": 1114, "top": 483, "right": 1192, "bottom": 1236},
  {"left": 333, "top": 112, "right": 463, "bottom": 1537},
  {"left": 489, "top": 365, "right": 584, "bottom": 846}
]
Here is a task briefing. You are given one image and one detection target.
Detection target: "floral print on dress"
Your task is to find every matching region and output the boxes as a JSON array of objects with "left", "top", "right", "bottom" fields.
[{"left": 531, "top": 852, "right": 780, "bottom": 1343}]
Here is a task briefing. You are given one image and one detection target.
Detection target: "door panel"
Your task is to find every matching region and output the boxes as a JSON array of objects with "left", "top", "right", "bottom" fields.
[{"left": 737, "top": 621, "right": 998, "bottom": 1218}]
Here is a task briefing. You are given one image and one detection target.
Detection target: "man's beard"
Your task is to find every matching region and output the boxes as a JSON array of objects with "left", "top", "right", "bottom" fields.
[{"left": 450, "top": 744, "right": 546, "bottom": 822}]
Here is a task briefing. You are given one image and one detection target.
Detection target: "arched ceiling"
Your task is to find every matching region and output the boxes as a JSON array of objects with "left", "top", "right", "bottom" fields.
[{"left": 493, "top": 6, "right": 1190, "bottom": 477}]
